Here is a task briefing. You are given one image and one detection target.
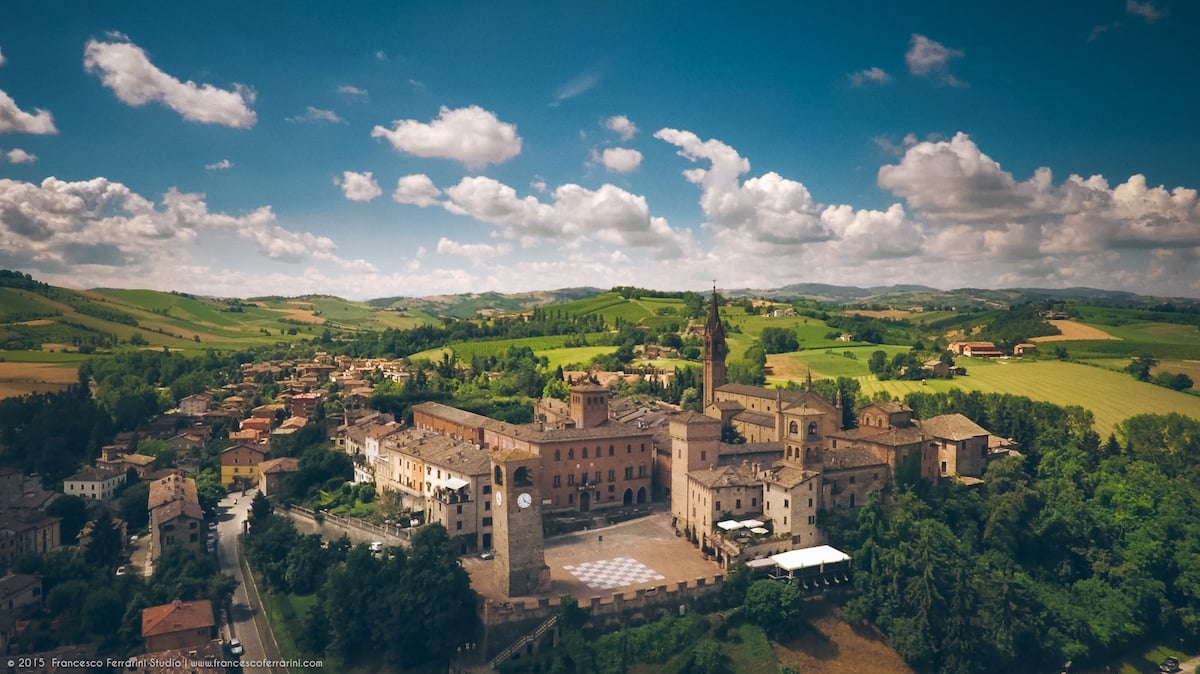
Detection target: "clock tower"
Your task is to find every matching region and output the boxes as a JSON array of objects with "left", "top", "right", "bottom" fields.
[{"left": 491, "top": 450, "right": 551, "bottom": 597}]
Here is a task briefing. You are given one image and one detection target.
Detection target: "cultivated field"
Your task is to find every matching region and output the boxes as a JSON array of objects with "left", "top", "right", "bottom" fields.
[
  {"left": 1032, "top": 320, "right": 1119, "bottom": 342},
  {"left": 857, "top": 359, "right": 1200, "bottom": 437},
  {"left": 766, "top": 345, "right": 913, "bottom": 382},
  {"left": 0, "top": 362, "right": 79, "bottom": 398}
]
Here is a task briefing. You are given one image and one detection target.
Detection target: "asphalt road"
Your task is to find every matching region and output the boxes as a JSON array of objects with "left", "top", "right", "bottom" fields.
[{"left": 217, "top": 489, "right": 274, "bottom": 674}]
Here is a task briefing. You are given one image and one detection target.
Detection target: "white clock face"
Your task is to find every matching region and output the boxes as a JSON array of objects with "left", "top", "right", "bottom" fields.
[
  {"left": 495, "top": 492, "right": 502, "bottom": 507},
  {"left": 517, "top": 493, "right": 532, "bottom": 509}
]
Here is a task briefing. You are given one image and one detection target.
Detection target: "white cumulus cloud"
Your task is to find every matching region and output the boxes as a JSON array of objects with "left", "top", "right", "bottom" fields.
[
  {"left": 848, "top": 67, "right": 892, "bottom": 87},
  {"left": 404, "top": 174, "right": 692, "bottom": 257},
  {"left": 204, "top": 159, "right": 232, "bottom": 171},
  {"left": 1126, "top": 0, "right": 1166, "bottom": 23},
  {"left": 905, "top": 34, "right": 965, "bottom": 86},
  {"left": 337, "top": 84, "right": 368, "bottom": 98},
  {"left": 876, "top": 132, "right": 1200, "bottom": 289},
  {"left": 435, "top": 237, "right": 511, "bottom": 265},
  {"left": 4, "top": 148, "right": 36, "bottom": 164},
  {"left": 392, "top": 174, "right": 442, "bottom": 207},
  {"left": 595, "top": 147, "right": 643, "bottom": 173},
  {"left": 0, "top": 176, "right": 369, "bottom": 276},
  {"left": 287, "top": 107, "right": 344, "bottom": 124},
  {"left": 604, "top": 115, "right": 638, "bottom": 140},
  {"left": 0, "top": 47, "right": 6, "bottom": 67},
  {"left": 336, "top": 171, "right": 382, "bottom": 202},
  {"left": 371, "top": 105, "right": 521, "bottom": 169},
  {"left": 83, "top": 38, "right": 256, "bottom": 128},
  {"left": 0, "top": 90, "right": 57, "bottom": 134}
]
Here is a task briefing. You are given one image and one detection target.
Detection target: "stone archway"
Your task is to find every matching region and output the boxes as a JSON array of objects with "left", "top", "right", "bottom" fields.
[
  {"left": 622, "top": 488, "right": 633, "bottom": 505},
  {"left": 636, "top": 487, "right": 647, "bottom": 504}
]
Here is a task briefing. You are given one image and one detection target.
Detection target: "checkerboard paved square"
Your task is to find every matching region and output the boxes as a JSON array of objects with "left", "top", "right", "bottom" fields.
[{"left": 562, "top": 557, "right": 666, "bottom": 590}]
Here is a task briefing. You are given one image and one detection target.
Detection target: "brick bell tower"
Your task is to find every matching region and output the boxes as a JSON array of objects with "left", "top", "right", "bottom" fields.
[
  {"left": 491, "top": 450, "right": 551, "bottom": 597},
  {"left": 702, "top": 284, "right": 728, "bottom": 407}
]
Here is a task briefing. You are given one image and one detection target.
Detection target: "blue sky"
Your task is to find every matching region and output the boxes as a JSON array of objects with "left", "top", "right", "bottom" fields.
[{"left": 2, "top": 1, "right": 1198, "bottom": 300}]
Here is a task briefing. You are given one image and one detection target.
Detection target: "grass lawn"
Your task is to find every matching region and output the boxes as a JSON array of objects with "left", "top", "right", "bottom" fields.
[
  {"left": 721, "top": 623, "right": 779, "bottom": 674},
  {"left": 255, "top": 579, "right": 321, "bottom": 673},
  {"left": 858, "top": 359, "right": 1200, "bottom": 437}
]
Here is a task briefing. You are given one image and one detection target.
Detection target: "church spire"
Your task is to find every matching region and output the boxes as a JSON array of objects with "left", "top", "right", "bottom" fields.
[
  {"left": 806, "top": 368, "right": 813, "bottom": 391},
  {"left": 702, "top": 282, "right": 727, "bottom": 408}
]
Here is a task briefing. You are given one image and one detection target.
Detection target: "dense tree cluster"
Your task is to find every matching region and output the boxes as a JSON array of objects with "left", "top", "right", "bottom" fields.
[
  {"left": 245, "top": 513, "right": 476, "bottom": 669},
  {"left": 0, "top": 380, "right": 109, "bottom": 484},
  {"left": 837, "top": 391, "right": 1200, "bottom": 673},
  {"left": 343, "top": 310, "right": 606, "bottom": 359},
  {"left": 759, "top": 326, "right": 799, "bottom": 354}
]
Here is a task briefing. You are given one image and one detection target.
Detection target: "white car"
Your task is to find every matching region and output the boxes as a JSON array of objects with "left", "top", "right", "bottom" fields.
[
  {"left": 369, "top": 541, "right": 384, "bottom": 553},
  {"left": 228, "top": 639, "right": 244, "bottom": 657}
]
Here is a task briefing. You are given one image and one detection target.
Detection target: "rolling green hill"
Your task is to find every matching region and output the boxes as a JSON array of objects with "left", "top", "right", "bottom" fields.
[{"left": 0, "top": 277, "right": 437, "bottom": 359}]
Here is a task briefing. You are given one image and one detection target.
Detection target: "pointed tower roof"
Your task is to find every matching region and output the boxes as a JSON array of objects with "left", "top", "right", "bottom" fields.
[{"left": 705, "top": 284, "right": 726, "bottom": 342}]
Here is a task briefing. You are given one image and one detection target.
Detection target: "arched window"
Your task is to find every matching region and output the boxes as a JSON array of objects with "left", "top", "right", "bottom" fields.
[
  {"left": 554, "top": 450, "right": 561, "bottom": 461},
  {"left": 582, "top": 447, "right": 588, "bottom": 459},
  {"left": 807, "top": 422, "right": 818, "bottom": 437},
  {"left": 788, "top": 421, "right": 798, "bottom": 435},
  {"left": 494, "top": 466, "right": 503, "bottom": 486},
  {"left": 513, "top": 466, "right": 532, "bottom": 487},
  {"left": 568, "top": 448, "right": 574, "bottom": 460}
]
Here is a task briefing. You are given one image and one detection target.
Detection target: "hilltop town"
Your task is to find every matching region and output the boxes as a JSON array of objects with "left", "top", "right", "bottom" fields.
[{"left": 0, "top": 281, "right": 1198, "bottom": 674}]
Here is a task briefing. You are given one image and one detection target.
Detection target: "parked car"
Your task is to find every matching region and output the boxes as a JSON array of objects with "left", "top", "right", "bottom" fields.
[
  {"left": 228, "top": 639, "right": 244, "bottom": 657},
  {"left": 369, "top": 541, "right": 384, "bottom": 553},
  {"left": 479, "top": 549, "right": 495, "bottom": 560},
  {"left": 1159, "top": 657, "right": 1181, "bottom": 673}
]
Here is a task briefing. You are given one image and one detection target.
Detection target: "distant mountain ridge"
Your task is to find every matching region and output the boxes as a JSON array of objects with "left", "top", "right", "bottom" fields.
[{"left": 366, "top": 287, "right": 605, "bottom": 319}]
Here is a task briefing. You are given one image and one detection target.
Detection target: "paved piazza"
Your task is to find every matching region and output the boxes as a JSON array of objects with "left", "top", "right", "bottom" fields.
[
  {"left": 464, "top": 510, "right": 724, "bottom": 602},
  {"left": 563, "top": 557, "right": 666, "bottom": 590}
]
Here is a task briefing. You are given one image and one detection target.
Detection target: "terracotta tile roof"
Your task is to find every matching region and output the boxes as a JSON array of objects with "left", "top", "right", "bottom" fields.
[
  {"left": 141, "top": 599, "right": 215, "bottom": 637},
  {"left": 919, "top": 413, "right": 990, "bottom": 441},
  {"left": 820, "top": 447, "right": 887, "bottom": 470},
  {"left": 258, "top": 457, "right": 301, "bottom": 475},
  {"left": 761, "top": 462, "right": 818, "bottom": 488},
  {"left": 689, "top": 463, "right": 760, "bottom": 489},
  {"left": 155, "top": 497, "right": 203, "bottom": 522},
  {"left": 148, "top": 474, "right": 199, "bottom": 511},
  {"left": 733, "top": 410, "right": 775, "bottom": 428}
]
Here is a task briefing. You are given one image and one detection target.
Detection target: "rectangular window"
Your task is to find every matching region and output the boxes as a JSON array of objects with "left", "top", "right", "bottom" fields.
[
  {"left": 752, "top": 498, "right": 757, "bottom": 508},
  {"left": 808, "top": 498, "right": 813, "bottom": 507},
  {"left": 783, "top": 516, "right": 788, "bottom": 525},
  {"left": 456, "top": 521, "right": 463, "bottom": 530},
  {"left": 736, "top": 499, "right": 741, "bottom": 509},
  {"left": 638, "top": 465, "right": 647, "bottom": 478},
  {"left": 715, "top": 501, "right": 721, "bottom": 511},
  {"left": 624, "top": 467, "right": 633, "bottom": 479},
  {"left": 482, "top": 517, "right": 492, "bottom": 526},
  {"left": 808, "top": 515, "right": 815, "bottom": 525},
  {"left": 700, "top": 451, "right": 706, "bottom": 461},
  {"left": 553, "top": 475, "right": 561, "bottom": 487},
  {"left": 484, "top": 501, "right": 491, "bottom": 511},
  {"left": 608, "top": 469, "right": 615, "bottom": 481},
  {"left": 568, "top": 474, "right": 575, "bottom": 486},
  {"left": 456, "top": 505, "right": 463, "bottom": 514},
  {"left": 784, "top": 499, "right": 789, "bottom": 508},
  {"left": 849, "top": 475, "right": 856, "bottom": 484},
  {"left": 483, "top": 485, "right": 491, "bottom": 494}
]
